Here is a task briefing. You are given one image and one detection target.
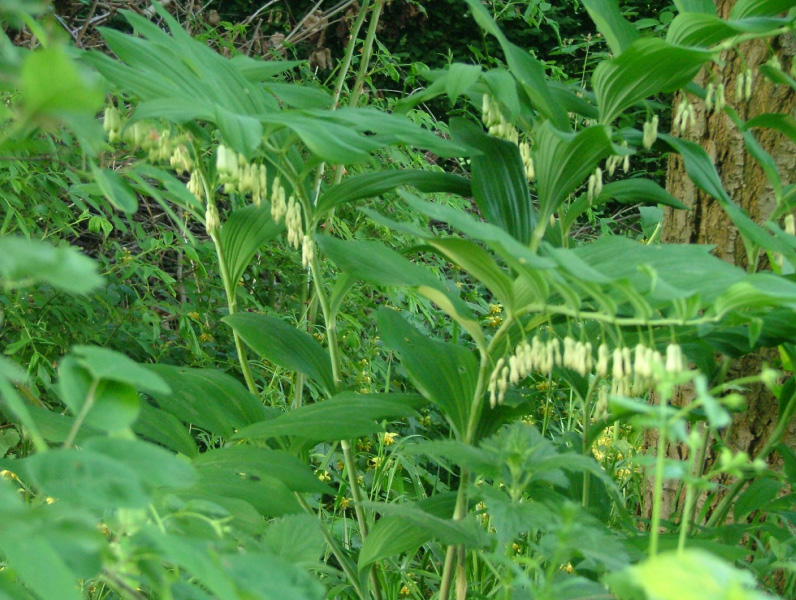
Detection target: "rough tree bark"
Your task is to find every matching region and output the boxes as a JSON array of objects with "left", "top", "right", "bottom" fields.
[{"left": 650, "top": 0, "right": 796, "bottom": 523}]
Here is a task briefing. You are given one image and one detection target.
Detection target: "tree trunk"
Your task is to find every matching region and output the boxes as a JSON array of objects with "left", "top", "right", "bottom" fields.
[{"left": 650, "top": 0, "right": 796, "bottom": 524}]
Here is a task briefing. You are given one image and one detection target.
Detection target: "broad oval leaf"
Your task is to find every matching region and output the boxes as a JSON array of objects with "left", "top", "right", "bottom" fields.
[
  {"left": 234, "top": 392, "right": 424, "bottom": 443},
  {"left": 593, "top": 38, "right": 710, "bottom": 124},
  {"left": 450, "top": 118, "right": 535, "bottom": 244},
  {"left": 221, "top": 204, "right": 283, "bottom": 285},
  {"left": 376, "top": 308, "right": 478, "bottom": 439},
  {"left": 146, "top": 365, "right": 270, "bottom": 438},
  {"left": 91, "top": 164, "right": 139, "bottom": 213},
  {"left": 224, "top": 312, "right": 336, "bottom": 396},
  {"left": 315, "top": 169, "right": 472, "bottom": 218}
]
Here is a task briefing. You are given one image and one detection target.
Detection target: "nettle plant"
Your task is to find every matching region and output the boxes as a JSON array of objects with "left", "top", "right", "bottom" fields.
[{"left": 2, "top": 0, "right": 796, "bottom": 599}]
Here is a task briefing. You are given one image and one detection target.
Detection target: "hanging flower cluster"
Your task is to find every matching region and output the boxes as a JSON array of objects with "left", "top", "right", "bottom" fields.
[
  {"left": 673, "top": 98, "right": 696, "bottom": 135},
  {"left": 704, "top": 82, "right": 726, "bottom": 113},
  {"left": 488, "top": 336, "right": 687, "bottom": 407},
  {"left": 482, "top": 95, "right": 535, "bottom": 182},
  {"left": 587, "top": 167, "right": 603, "bottom": 204},
  {"left": 605, "top": 141, "right": 630, "bottom": 177},
  {"left": 216, "top": 145, "right": 268, "bottom": 205},
  {"left": 642, "top": 115, "right": 659, "bottom": 149},
  {"left": 481, "top": 94, "right": 518, "bottom": 144},
  {"left": 269, "top": 176, "right": 304, "bottom": 251}
]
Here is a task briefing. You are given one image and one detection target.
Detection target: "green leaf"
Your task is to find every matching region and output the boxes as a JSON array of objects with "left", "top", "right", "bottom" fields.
[
  {"left": 609, "top": 549, "right": 770, "bottom": 600},
  {"left": 730, "top": 0, "right": 796, "bottom": 19},
  {"left": 216, "top": 107, "right": 263, "bottom": 159},
  {"left": 363, "top": 500, "right": 489, "bottom": 548},
  {"left": 667, "top": 14, "right": 788, "bottom": 47},
  {"left": 224, "top": 312, "right": 336, "bottom": 396},
  {"left": 90, "top": 164, "right": 139, "bottom": 213},
  {"left": 316, "top": 235, "right": 480, "bottom": 341},
  {"left": 674, "top": 0, "right": 717, "bottom": 14},
  {"left": 146, "top": 365, "right": 269, "bottom": 438},
  {"left": 21, "top": 45, "right": 103, "bottom": 121},
  {"left": 400, "top": 192, "right": 555, "bottom": 272},
  {"left": 428, "top": 238, "right": 514, "bottom": 308},
  {"left": 221, "top": 553, "right": 324, "bottom": 600},
  {"left": 72, "top": 345, "right": 170, "bottom": 394},
  {"left": 450, "top": 118, "right": 535, "bottom": 244},
  {"left": 259, "top": 515, "right": 325, "bottom": 567},
  {"left": 535, "top": 122, "right": 613, "bottom": 223},
  {"left": 0, "top": 237, "right": 103, "bottom": 294},
  {"left": 58, "top": 356, "right": 140, "bottom": 433},
  {"left": 19, "top": 448, "right": 151, "bottom": 509},
  {"left": 234, "top": 392, "right": 423, "bottom": 443},
  {"left": 376, "top": 309, "right": 478, "bottom": 439},
  {"left": 134, "top": 403, "right": 199, "bottom": 458},
  {"left": 581, "top": 0, "right": 640, "bottom": 55},
  {"left": 593, "top": 38, "right": 709, "bottom": 123},
  {"left": 563, "top": 179, "right": 686, "bottom": 234},
  {"left": 358, "top": 493, "right": 458, "bottom": 570},
  {"left": 193, "top": 445, "right": 331, "bottom": 494},
  {"left": 462, "top": 0, "right": 569, "bottom": 129},
  {"left": 0, "top": 530, "right": 82, "bottom": 600},
  {"left": 743, "top": 112, "right": 796, "bottom": 144},
  {"left": 315, "top": 170, "right": 472, "bottom": 217},
  {"left": 221, "top": 204, "right": 283, "bottom": 285},
  {"left": 661, "top": 134, "right": 796, "bottom": 263},
  {"left": 84, "top": 437, "right": 197, "bottom": 491},
  {"left": 445, "top": 63, "right": 482, "bottom": 103},
  {"left": 193, "top": 469, "right": 302, "bottom": 517}
]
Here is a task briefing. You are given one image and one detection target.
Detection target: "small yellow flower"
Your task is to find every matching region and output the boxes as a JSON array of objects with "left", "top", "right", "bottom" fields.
[
  {"left": 187, "top": 311, "right": 200, "bottom": 320},
  {"left": 357, "top": 439, "right": 372, "bottom": 452},
  {"left": 369, "top": 456, "right": 384, "bottom": 469},
  {"left": 512, "top": 543, "right": 521, "bottom": 554},
  {"left": 316, "top": 470, "right": 331, "bottom": 483},
  {"left": 489, "top": 303, "right": 503, "bottom": 314},
  {"left": 563, "top": 562, "right": 574, "bottom": 573},
  {"left": 0, "top": 470, "right": 18, "bottom": 481},
  {"left": 357, "top": 475, "right": 364, "bottom": 486},
  {"left": 199, "top": 332, "right": 214, "bottom": 343},
  {"left": 486, "top": 315, "right": 503, "bottom": 327},
  {"left": 339, "top": 497, "right": 352, "bottom": 510},
  {"left": 521, "top": 415, "right": 535, "bottom": 426},
  {"left": 399, "top": 585, "right": 411, "bottom": 597},
  {"left": 45, "top": 497, "right": 56, "bottom": 504},
  {"left": 383, "top": 432, "right": 398, "bottom": 446},
  {"left": 313, "top": 332, "right": 326, "bottom": 342},
  {"left": 336, "top": 460, "right": 345, "bottom": 471},
  {"left": 419, "top": 415, "right": 432, "bottom": 427},
  {"left": 455, "top": 281, "right": 463, "bottom": 290},
  {"left": 536, "top": 381, "right": 550, "bottom": 391}
]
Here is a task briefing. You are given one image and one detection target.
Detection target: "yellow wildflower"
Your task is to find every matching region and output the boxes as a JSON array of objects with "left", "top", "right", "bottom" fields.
[
  {"left": 486, "top": 315, "right": 503, "bottom": 328},
  {"left": 339, "top": 497, "right": 352, "bottom": 510},
  {"left": 563, "top": 562, "right": 574, "bottom": 573},
  {"left": 489, "top": 303, "right": 503, "bottom": 314},
  {"left": 369, "top": 456, "right": 384, "bottom": 469},
  {"left": 399, "top": 585, "right": 411, "bottom": 597},
  {"left": 199, "top": 332, "right": 214, "bottom": 343},
  {"left": 357, "top": 439, "right": 372, "bottom": 452},
  {"left": 419, "top": 415, "right": 432, "bottom": 427},
  {"left": 0, "top": 470, "right": 18, "bottom": 481},
  {"left": 187, "top": 311, "right": 200, "bottom": 320},
  {"left": 383, "top": 432, "right": 398, "bottom": 446},
  {"left": 316, "top": 470, "right": 331, "bottom": 483}
]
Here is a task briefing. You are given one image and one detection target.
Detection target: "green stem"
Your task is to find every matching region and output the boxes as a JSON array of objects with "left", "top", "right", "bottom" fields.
[
  {"left": 295, "top": 493, "right": 367, "bottom": 600},
  {"left": 63, "top": 379, "right": 99, "bottom": 448},
  {"left": 649, "top": 423, "right": 668, "bottom": 557},
  {"left": 308, "top": 249, "right": 381, "bottom": 600},
  {"left": 197, "top": 165, "right": 258, "bottom": 395},
  {"left": 706, "top": 388, "right": 796, "bottom": 528},
  {"left": 311, "top": 0, "right": 373, "bottom": 204}
]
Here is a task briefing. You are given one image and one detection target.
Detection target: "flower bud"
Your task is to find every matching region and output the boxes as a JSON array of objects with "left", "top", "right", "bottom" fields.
[{"left": 205, "top": 202, "right": 220, "bottom": 235}]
